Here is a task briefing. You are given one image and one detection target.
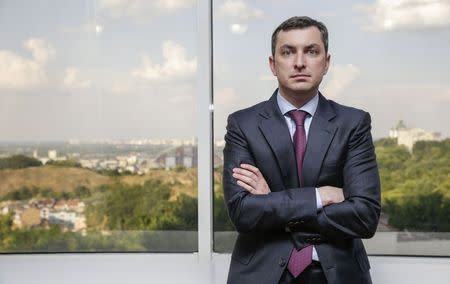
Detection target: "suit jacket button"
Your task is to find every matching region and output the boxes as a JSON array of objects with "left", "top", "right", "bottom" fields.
[{"left": 279, "top": 258, "right": 286, "bottom": 267}]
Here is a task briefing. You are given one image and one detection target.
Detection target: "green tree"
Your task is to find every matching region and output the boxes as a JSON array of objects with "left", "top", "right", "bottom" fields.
[{"left": 0, "top": 155, "right": 42, "bottom": 169}]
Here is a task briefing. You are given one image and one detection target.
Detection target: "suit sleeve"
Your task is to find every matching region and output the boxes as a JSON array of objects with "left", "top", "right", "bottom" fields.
[
  {"left": 309, "top": 112, "right": 381, "bottom": 239},
  {"left": 222, "top": 114, "right": 318, "bottom": 233}
]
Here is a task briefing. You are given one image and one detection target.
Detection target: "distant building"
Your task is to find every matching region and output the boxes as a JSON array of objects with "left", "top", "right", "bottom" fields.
[
  {"left": 165, "top": 156, "right": 176, "bottom": 169},
  {"left": 127, "top": 155, "right": 137, "bottom": 165},
  {"left": 100, "top": 160, "right": 119, "bottom": 170},
  {"left": 389, "top": 120, "right": 441, "bottom": 151},
  {"left": 42, "top": 199, "right": 86, "bottom": 232},
  {"left": 53, "top": 200, "right": 85, "bottom": 213},
  {"left": 48, "top": 150, "right": 57, "bottom": 160},
  {"left": 156, "top": 145, "right": 198, "bottom": 169},
  {"left": 79, "top": 159, "right": 99, "bottom": 169}
]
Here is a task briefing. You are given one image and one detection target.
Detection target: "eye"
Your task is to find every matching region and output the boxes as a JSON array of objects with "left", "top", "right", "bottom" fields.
[
  {"left": 307, "top": 49, "right": 319, "bottom": 55},
  {"left": 281, "top": 49, "right": 292, "bottom": 56}
]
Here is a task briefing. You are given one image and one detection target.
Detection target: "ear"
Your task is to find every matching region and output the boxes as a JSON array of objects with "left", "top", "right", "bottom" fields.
[
  {"left": 269, "top": 55, "right": 277, "bottom": 76},
  {"left": 324, "top": 53, "right": 331, "bottom": 75}
]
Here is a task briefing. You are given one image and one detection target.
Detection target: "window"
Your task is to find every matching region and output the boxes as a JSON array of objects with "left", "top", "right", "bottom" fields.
[
  {"left": 212, "top": 0, "right": 450, "bottom": 256},
  {"left": 0, "top": 0, "right": 198, "bottom": 253}
]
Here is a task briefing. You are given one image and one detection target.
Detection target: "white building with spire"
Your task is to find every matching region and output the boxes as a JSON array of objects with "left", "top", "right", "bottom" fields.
[{"left": 389, "top": 120, "right": 441, "bottom": 151}]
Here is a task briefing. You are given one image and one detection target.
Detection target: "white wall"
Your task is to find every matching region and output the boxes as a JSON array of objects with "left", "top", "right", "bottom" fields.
[{"left": 0, "top": 254, "right": 449, "bottom": 284}]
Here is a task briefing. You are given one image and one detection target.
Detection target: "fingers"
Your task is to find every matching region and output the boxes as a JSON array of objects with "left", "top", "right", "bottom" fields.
[
  {"left": 232, "top": 172, "right": 256, "bottom": 187},
  {"left": 236, "top": 180, "right": 256, "bottom": 194},
  {"left": 240, "top": 163, "right": 261, "bottom": 176},
  {"left": 232, "top": 167, "right": 257, "bottom": 180},
  {"left": 232, "top": 164, "right": 269, "bottom": 195}
]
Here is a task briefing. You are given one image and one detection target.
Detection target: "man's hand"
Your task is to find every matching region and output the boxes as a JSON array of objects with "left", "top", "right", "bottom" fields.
[
  {"left": 232, "top": 164, "right": 271, "bottom": 195},
  {"left": 318, "top": 186, "right": 344, "bottom": 207}
]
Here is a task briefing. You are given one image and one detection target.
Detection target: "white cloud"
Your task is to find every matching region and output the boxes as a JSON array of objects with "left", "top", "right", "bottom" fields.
[
  {"left": 356, "top": 0, "right": 450, "bottom": 31},
  {"left": 156, "top": 0, "right": 195, "bottom": 10},
  {"left": 230, "top": 23, "right": 248, "bottom": 35},
  {"left": 132, "top": 41, "right": 197, "bottom": 81},
  {"left": 111, "top": 82, "right": 131, "bottom": 94},
  {"left": 25, "top": 39, "right": 55, "bottom": 64},
  {"left": 218, "top": 0, "right": 263, "bottom": 35},
  {"left": 60, "top": 22, "right": 105, "bottom": 36},
  {"left": 0, "top": 38, "right": 54, "bottom": 90},
  {"left": 322, "top": 64, "right": 360, "bottom": 99},
  {"left": 218, "top": 0, "right": 263, "bottom": 20},
  {"left": 215, "top": 87, "right": 238, "bottom": 106},
  {"left": 99, "top": 0, "right": 195, "bottom": 18},
  {"left": 63, "top": 67, "right": 91, "bottom": 89},
  {"left": 168, "top": 94, "right": 193, "bottom": 104}
]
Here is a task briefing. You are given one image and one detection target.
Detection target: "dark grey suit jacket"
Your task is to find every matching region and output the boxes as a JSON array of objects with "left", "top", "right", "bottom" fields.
[{"left": 222, "top": 90, "right": 381, "bottom": 284}]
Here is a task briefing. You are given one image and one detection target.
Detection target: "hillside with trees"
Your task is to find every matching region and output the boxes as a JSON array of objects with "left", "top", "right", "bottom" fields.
[
  {"left": 375, "top": 138, "right": 450, "bottom": 231},
  {"left": 0, "top": 138, "right": 448, "bottom": 252}
]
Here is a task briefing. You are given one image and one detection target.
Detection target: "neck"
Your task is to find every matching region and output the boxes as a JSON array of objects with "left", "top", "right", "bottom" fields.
[{"left": 278, "top": 86, "right": 318, "bottom": 108}]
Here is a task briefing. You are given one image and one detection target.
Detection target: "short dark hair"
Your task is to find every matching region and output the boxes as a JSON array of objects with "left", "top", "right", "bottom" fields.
[{"left": 271, "top": 16, "right": 329, "bottom": 56}]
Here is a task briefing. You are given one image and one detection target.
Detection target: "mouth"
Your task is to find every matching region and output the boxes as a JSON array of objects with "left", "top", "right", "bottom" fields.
[
  {"left": 290, "top": 74, "right": 310, "bottom": 80},
  {"left": 291, "top": 74, "right": 311, "bottom": 82}
]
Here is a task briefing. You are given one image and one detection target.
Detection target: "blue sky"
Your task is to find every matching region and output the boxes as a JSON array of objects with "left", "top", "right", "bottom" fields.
[{"left": 0, "top": 0, "right": 449, "bottom": 141}]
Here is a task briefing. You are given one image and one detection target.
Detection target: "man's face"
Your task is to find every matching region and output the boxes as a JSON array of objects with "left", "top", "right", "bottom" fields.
[{"left": 269, "top": 27, "right": 330, "bottom": 96}]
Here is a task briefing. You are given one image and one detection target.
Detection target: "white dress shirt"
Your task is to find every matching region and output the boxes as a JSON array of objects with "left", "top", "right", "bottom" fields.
[{"left": 276, "top": 90, "right": 322, "bottom": 262}]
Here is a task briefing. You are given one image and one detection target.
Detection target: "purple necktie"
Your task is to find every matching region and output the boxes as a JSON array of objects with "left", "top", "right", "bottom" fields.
[{"left": 286, "top": 109, "right": 313, "bottom": 278}]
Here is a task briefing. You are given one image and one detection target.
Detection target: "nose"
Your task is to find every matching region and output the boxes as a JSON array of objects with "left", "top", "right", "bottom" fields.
[{"left": 294, "top": 53, "right": 306, "bottom": 69}]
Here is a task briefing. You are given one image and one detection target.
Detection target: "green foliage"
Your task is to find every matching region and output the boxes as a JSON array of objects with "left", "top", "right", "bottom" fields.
[
  {"left": 95, "top": 169, "right": 134, "bottom": 176},
  {"left": 2, "top": 186, "right": 34, "bottom": 201},
  {"left": 0, "top": 214, "right": 13, "bottom": 247},
  {"left": 374, "top": 138, "right": 397, "bottom": 148},
  {"left": 87, "top": 180, "right": 198, "bottom": 231},
  {"left": 0, "top": 226, "right": 150, "bottom": 252},
  {"left": 377, "top": 139, "right": 450, "bottom": 231},
  {"left": 0, "top": 155, "right": 42, "bottom": 169},
  {"left": 174, "top": 165, "right": 187, "bottom": 172},
  {"left": 1, "top": 184, "right": 91, "bottom": 201},
  {"left": 214, "top": 191, "right": 234, "bottom": 231},
  {"left": 46, "top": 159, "right": 81, "bottom": 168},
  {"left": 73, "top": 186, "right": 91, "bottom": 199},
  {"left": 384, "top": 192, "right": 450, "bottom": 231},
  {"left": 95, "top": 169, "right": 121, "bottom": 176}
]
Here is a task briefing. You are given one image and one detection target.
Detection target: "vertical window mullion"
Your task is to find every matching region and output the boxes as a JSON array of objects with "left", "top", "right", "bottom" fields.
[{"left": 197, "top": 0, "right": 214, "bottom": 263}]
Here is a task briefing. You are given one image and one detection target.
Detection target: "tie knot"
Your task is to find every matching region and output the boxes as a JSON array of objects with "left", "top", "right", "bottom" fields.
[{"left": 288, "top": 110, "right": 308, "bottom": 126}]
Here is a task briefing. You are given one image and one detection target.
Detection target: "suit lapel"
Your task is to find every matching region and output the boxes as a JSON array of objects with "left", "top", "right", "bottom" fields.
[
  {"left": 258, "top": 92, "right": 299, "bottom": 189},
  {"left": 302, "top": 94, "right": 338, "bottom": 187}
]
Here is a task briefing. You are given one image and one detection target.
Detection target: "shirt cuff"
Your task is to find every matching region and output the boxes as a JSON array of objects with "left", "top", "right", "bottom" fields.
[{"left": 315, "top": 188, "right": 323, "bottom": 210}]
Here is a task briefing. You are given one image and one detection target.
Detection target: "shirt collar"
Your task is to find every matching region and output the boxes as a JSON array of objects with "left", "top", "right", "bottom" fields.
[{"left": 276, "top": 89, "right": 319, "bottom": 117}]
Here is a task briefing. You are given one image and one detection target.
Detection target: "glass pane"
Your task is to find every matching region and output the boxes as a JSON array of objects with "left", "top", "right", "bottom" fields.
[
  {"left": 0, "top": 0, "right": 198, "bottom": 253},
  {"left": 213, "top": 0, "right": 450, "bottom": 256}
]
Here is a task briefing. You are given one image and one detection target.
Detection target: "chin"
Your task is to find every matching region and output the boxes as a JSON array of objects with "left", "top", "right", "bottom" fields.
[{"left": 289, "top": 85, "right": 314, "bottom": 93}]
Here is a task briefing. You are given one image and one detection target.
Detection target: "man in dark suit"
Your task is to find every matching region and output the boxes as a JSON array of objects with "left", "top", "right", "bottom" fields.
[{"left": 222, "top": 16, "right": 381, "bottom": 284}]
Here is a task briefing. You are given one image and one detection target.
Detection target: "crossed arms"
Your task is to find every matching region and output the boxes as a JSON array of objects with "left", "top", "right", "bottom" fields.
[{"left": 222, "top": 112, "right": 381, "bottom": 241}]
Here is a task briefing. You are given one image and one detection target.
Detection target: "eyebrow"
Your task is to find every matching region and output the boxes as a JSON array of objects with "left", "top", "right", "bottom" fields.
[
  {"left": 279, "top": 43, "right": 321, "bottom": 50},
  {"left": 304, "top": 44, "right": 320, "bottom": 49},
  {"left": 279, "top": 44, "right": 296, "bottom": 50}
]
